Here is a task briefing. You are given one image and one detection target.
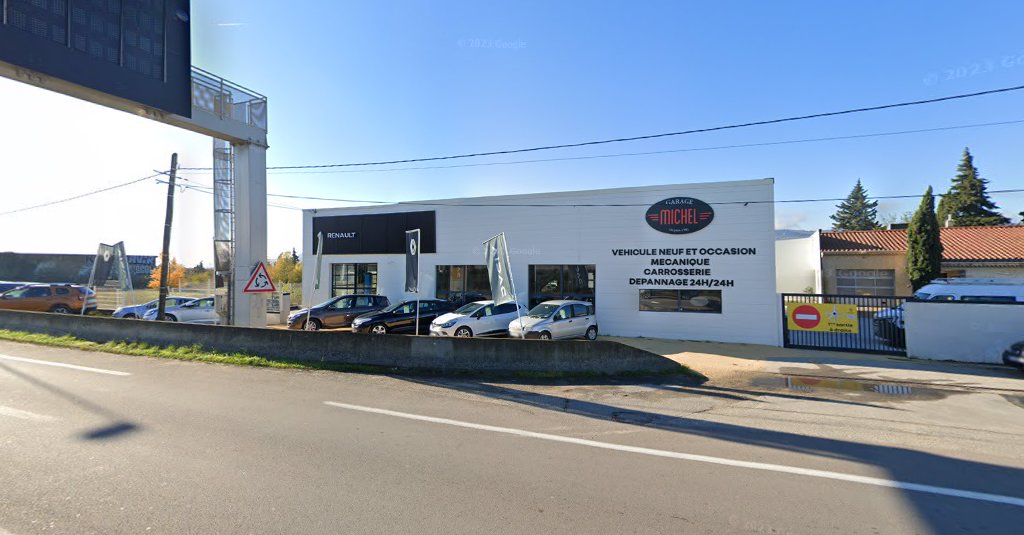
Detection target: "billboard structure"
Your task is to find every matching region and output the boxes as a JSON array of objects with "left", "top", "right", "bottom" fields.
[
  {"left": 0, "top": 0, "right": 271, "bottom": 328},
  {"left": 0, "top": 0, "right": 192, "bottom": 116}
]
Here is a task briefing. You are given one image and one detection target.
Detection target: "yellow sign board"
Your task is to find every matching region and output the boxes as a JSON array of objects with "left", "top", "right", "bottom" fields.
[{"left": 786, "top": 302, "right": 859, "bottom": 334}]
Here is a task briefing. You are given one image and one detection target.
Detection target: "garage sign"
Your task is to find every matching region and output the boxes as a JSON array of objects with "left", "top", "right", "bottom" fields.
[
  {"left": 785, "top": 303, "right": 859, "bottom": 334},
  {"left": 645, "top": 197, "right": 714, "bottom": 234}
]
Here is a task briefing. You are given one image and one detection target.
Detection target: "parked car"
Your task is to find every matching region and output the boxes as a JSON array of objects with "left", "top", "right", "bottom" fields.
[
  {"left": 873, "top": 278, "right": 1024, "bottom": 346},
  {"left": 508, "top": 300, "right": 598, "bottom": 340},
  {"left": 429, "top": 300, "right": 526, "bottom": 337},
  {"left": 142, "top": 296, "right": 219, "bottom": 324},
  {"left": 1003, "top": 340, "right": 1024, "bottom": 371},
  {"left": 350, "top": 299, "right": 456, "bottom": 335},
  {"left": 0, "top": 283, "right": 97, "bottom": 314},
  {"left": 287, "top": 294, "right": 390, "bottom": 330},
  {"left": 112, "top": 297, "right": 195, "bottom": 319},
  {"left": 0, "top": 281, "right": 32, "bottom": 294}
]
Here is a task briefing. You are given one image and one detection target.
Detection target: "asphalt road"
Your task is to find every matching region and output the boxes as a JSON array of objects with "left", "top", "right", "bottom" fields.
[{"left": 1, "top": 341, "right": 1022, "bottom": 534}]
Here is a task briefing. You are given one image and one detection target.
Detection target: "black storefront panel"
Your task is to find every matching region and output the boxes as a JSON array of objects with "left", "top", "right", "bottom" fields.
[{"left": 313, "top": 211, "right": 436, "bottom": 255}]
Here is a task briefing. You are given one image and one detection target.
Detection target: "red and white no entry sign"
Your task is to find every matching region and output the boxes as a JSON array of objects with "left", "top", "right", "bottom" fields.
[{"left": 791, "top": 305, "right": 821, "bottom": 329}]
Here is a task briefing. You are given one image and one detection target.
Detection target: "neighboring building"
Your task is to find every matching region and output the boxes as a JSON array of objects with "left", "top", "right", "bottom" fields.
[
  {"left": 303, "top": 179, "right": 781, "bottom": 345},
  {"left": 774, "top": 230, "right": 821, "bottom": 294},
  {"left": 0, "top": 252, "right": 155, "bottom": 288},
  {"left": 813, "top": 226, "right": 1024, "bottom": 295}
]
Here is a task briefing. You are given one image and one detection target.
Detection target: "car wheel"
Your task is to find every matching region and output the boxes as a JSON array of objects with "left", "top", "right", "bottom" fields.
[
  {"left": 585, "top": 326, "right": 598, "bottom": 341},
  {"left": 304, "top": 318, "right": 322, "bottom": 331},
  {"left": 455, "top": 326, "right": 473, "bottom": 338},
  {"left": 50, "top": 305, "right": 71, "bottom": 314},
  {"left": 539, "top": 331, "right": 552, "bottom": 340},
  {"left": 123, "top": 313, "right": 136, "bottom": 319},
  {"left": 165, "top": 314, "right": 178, "bottom": 322},
  {"left": 370, "top": 323, "right": 388, "bottom": 335}
]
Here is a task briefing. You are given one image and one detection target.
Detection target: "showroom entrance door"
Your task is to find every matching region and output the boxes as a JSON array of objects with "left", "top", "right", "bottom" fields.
[{"left": 528, "top": 265, "right": 596, "bottom": 308}]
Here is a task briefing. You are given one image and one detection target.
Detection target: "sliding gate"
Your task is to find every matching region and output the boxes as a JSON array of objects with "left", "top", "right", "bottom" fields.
[{"left": 781, "top": 293, "right": 910, "bottom": 355}]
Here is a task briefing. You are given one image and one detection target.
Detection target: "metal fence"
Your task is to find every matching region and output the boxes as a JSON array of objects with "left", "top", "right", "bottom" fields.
[{"left": 781, "top": 293, "right": 910, "bottom": 355}]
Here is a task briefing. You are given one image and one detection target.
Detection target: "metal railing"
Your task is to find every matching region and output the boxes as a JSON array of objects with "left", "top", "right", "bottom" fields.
[{"left": 190, "top": 66, "right": 267, "bottom": 131}]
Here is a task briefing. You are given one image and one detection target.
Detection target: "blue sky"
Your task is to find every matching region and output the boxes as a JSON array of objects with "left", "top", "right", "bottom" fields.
[{"left": 2, "top": 1, "right": 1023, "bottom": 264}]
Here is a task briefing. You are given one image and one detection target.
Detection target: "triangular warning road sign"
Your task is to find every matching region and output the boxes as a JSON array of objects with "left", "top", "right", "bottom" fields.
[{"left": 243, "top": 261, "right": 277, "bottom": 293}]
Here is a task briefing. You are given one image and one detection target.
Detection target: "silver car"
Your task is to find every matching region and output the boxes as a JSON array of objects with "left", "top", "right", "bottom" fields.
[
  {"left": 113, "top": 297, "right": 194, "bottom": 319},
  {"left": 142, "top": 296, "right": 219, "bottom": 324},
  {"left": 508, "top": 300, "right": 597, "bottom": 340}
]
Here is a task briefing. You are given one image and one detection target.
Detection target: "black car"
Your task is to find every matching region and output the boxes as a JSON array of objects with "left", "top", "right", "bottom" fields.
[
  {"left": 287, "top": 294, "right": 390, "bottom": 330},
  {"left": 350, "top": 299, "right": 456, "bottom": 335}
]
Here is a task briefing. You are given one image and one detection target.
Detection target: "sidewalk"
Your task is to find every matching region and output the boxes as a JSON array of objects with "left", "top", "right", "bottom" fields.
[{"left": 608, "top": 336, "right": 1024, "bottom": 393}]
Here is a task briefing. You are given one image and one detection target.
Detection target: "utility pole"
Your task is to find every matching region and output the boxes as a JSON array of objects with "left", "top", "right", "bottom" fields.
[{"left": 156, "top": 153, "right": 178, "bottom": 321}]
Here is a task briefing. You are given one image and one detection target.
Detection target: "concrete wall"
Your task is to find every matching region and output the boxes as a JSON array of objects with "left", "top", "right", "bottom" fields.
[
  {"left": 775, "top": 232, "right": 820, "bottom": 294},
  {"left": 905, "top": 301, "right": 1024, "bottom": 363},
  {"left": 304, "top": 179, "right": 781, "bottom": 346},
  {"left": 0, "top": 310, "right": 681, "bottom": 375},
  {"left": 821, "top": 253, "right": 911, "bottom": 295}
]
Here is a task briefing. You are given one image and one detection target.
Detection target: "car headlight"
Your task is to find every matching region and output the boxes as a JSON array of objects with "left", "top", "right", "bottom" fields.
[
  {"left": 441, "top": 320, "right": 457, "bottom": 328},
  {"left": 352, "top": 318, "right": 366, "bottom": 326}
]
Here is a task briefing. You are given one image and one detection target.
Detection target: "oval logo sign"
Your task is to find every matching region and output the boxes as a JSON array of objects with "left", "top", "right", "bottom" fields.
[{"left": 645, "top": 197, "right": 715, "bottom": 234}]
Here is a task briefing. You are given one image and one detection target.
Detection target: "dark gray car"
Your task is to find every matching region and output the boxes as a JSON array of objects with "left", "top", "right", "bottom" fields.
[{"left": 287, "top": 294, "right": 390, "bottom": 330}]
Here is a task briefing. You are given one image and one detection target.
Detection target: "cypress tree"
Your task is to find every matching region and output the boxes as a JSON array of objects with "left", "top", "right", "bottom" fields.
[
  {"left": 936, "top": 148, "right": 1009, "bottom": 227},
  {"left": 906, "top": 187, "right": 944, "bottom": 291},
  {"left": 830, "top": 179, "right": 880, "bottom": 231}
]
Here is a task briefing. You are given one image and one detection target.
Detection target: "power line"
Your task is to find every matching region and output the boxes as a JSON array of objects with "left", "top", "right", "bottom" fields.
[
  {"left": 0, "top": 172, "right": 165, "bottom": 217},
  {"left": 177, "top": 83, "right": 1024, "bottom": 172},
  {"left": 156, "top": 179, "right": 303, "bottom": 211},
  {"left": 173, "top": 118, "right": 1024, "bottom": 176},
  {"left": 267, "top": 188, "right": 1024, "bottom": 208},
  {"left": 168, "top": 177, "right": 1024, "bottom": 208}
]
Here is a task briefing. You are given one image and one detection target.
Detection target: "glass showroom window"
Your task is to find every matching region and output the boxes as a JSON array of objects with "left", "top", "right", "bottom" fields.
[
  {"left": 528, "top": 265, "right": 596, "bottom": 308},
  {"left": 436, "top": 265, "right": 491, "bottom": 303},
  {"left": 639, "top": 289, "right": 722, "bottom": 313},
  {"left": 835, "top": 269, "right": 895, "bottom": 296},
  {"left": 331, "top": 263, "right": 378, "bottom": 297}
]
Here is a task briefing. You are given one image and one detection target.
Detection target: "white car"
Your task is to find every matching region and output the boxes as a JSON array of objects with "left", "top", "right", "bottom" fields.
[
  {"left": 508, "top": 300, "right": 598, "bottom": 340},
  {"left": 142, "top": 296, "right": 220, "bottom": 324},
  {"left": 429, "top": 300, "right": 526, "bottom": 337}
]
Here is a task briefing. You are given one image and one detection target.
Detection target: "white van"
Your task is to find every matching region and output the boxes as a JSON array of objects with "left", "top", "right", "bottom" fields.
[
  {"left": 873, "top": 279, "right": 1024, "bottom": 345},
  {"left": 910, "top": 278, "right": 1024, "bottom": 303}
]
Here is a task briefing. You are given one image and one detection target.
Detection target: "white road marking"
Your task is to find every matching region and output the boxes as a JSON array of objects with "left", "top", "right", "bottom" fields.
[
  {"left": 795, "top": 314, "right": 818, "bottom": 321},
  {"left": 0, "top": 405, "right": 55, "bottom": 422},
  {"left": 0, "top": 354, "right": 130, "bottom": 376},
  {"left": 324, "top": 401, "right": 1024, "bottom": 508}
]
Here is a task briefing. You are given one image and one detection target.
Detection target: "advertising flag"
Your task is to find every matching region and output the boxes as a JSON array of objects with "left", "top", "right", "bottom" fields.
[
  {"left": 405, "top": 229, "right": 420, "bottom": 293},
  {"left": 484, "top": 233, "right": 515, "bottom": 305},
  {"left": 90, "top": 243, "right": 117, "bottom": 287},
  {"left": 313, "top": 232, "right": 324, "bottom": 290}
]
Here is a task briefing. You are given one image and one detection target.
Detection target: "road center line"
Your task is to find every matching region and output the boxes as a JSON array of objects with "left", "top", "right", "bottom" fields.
[
  {"left": 0, "top": 354, "right": 131, "bottom": 376},
  {"left": 324, "top": 401, "right": 1024, "bottom": 508}
]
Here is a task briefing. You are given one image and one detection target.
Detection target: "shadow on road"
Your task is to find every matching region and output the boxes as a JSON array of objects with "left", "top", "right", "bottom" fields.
[
  {"left": 400, "top": 377, "right": 1024, "bottom": 534},
  {"left": 0, "top": 361, "right": 142, "bottom": 441}
]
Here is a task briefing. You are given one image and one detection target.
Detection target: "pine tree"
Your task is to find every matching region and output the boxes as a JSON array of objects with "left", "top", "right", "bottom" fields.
[
  {"left": 936, "top": 148, "right": 1009, "bottom": 227},
  {"left": 906, "top": 187, "right": 944, "bottom": 291},
  {"left": 830, "top": 179, "right": 880, "bottom": 231}
]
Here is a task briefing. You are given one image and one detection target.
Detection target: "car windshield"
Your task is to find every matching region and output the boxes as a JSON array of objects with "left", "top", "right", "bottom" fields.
[
  {"left": 912, "top": 292, "right": 931, "bottom": 300},
  {"left": 455, "top": 303, "right": 486, "bottom": 315},
  {"left": 527, "top": 303, "right": 560, "bottom": 318}
]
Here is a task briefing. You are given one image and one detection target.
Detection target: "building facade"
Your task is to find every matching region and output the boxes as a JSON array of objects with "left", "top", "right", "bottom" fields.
[
  {"left": 776, "top": 226, "right": 1024, "bottom": 296},
  {"left": 302, "top": 179, "right": 781, "bottom": 345}
]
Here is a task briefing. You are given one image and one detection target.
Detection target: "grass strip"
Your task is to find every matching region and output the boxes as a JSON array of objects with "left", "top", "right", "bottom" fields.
[{"left": 0, "top": 328, "right": 702, "bottom": 381}]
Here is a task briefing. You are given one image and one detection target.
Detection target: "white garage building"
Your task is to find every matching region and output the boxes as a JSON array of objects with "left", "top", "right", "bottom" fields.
[{"left": 301, "top": 178, "right": 780, "bottom": 345}]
